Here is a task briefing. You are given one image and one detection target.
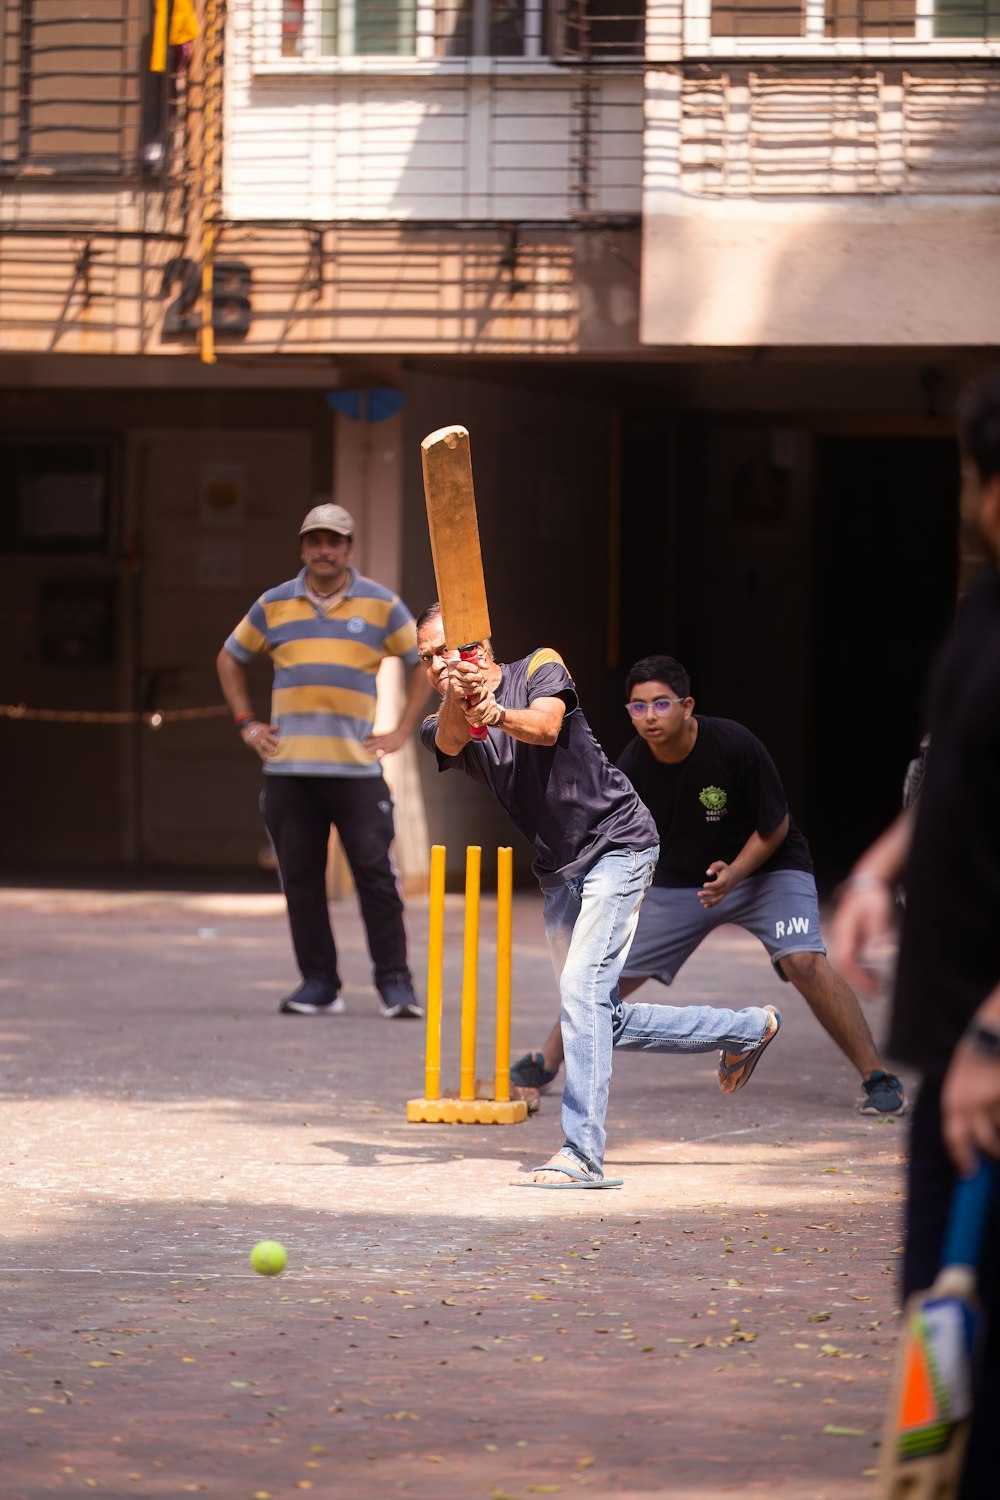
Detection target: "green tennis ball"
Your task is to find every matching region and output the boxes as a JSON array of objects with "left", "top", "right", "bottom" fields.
[{"left": 250, "top": 1240, "right": 287, "bottom": 1277}]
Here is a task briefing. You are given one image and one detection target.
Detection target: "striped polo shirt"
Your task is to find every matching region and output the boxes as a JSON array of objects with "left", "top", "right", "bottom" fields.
[{"left": 224, "top": 566, "right": 418, "bottom": 778}]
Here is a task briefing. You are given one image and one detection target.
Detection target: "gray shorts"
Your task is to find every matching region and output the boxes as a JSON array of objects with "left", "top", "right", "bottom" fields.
[{"left": 622, "top": 869, "right": 826, "bottom": 985}]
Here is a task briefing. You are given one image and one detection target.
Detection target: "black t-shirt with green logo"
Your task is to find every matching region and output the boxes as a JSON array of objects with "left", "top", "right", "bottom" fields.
[{"left": 616, "top": 716, "right": 813, "bottom": 888}]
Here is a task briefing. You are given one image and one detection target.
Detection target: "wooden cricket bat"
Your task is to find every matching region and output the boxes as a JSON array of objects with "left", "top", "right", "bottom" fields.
[
  {"left": 878, "top": 1158, "right": 994, "bottom": 1500},
  {"left": 421, "top": 425, "right": 492, "bottom": 742}
]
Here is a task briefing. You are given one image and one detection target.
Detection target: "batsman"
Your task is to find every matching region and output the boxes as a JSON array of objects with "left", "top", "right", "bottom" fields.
[{"left": 417, "top": 426, "right": 780, "bottom": 1188}]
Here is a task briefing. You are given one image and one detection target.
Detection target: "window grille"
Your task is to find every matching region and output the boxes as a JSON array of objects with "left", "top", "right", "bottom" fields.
[
  {"left": 276, "top": 0, "right": 645, "bottom": 60},
  {"left": 0, "top": 0, "right": 178, "bottom": 177}
]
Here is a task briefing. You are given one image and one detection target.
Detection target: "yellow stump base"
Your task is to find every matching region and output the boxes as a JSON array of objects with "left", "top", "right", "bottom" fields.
[{"left": 406, "top": 1097, "right": 529, "bottom": 1125}]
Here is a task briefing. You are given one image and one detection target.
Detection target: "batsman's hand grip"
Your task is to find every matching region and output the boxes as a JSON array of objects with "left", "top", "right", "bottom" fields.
[{"left": 459, "top": 645, "right": 488, "bottom": 742}]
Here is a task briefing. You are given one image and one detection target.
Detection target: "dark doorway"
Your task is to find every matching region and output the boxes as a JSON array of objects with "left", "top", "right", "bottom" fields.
[{"left": 807, "top": 435, "right": 959, "bottom": 886}]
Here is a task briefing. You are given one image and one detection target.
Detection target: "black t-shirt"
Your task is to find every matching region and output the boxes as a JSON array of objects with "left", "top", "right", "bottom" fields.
[
  {"left": 616, "top": 716, "right": 813, "bottom": 888},
  {"left": 420, "top": 648, "right": 657, "bottom": 889},
  {"left": 890, "top": 566, "right": 1000, "bottom": 1070}
]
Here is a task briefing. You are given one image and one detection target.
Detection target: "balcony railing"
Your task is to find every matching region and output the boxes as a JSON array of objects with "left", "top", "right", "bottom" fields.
[
  {"left": 676, "top": 66, "right": 1000, "bottom": 194},
  {"left": 260, "top": 0, "right": 645, "bottom": 66}
]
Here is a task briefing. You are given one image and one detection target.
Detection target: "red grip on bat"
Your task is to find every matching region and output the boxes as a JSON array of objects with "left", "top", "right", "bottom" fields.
[{"left": 459, "top": 645, "right": 488, "bottom": 742}]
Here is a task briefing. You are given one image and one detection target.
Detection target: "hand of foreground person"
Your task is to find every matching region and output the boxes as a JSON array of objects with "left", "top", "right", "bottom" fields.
[
  {"left": 942, "top": 1042, "right": 1000, "bottom": 1176},
  {"left": 829, "top": 880, "right": 895, "bottom": 997}
]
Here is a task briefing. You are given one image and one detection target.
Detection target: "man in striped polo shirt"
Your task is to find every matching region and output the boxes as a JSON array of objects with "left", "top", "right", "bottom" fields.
[{"left": 217, "top": 502, "right": 429, "bottom": 1019}]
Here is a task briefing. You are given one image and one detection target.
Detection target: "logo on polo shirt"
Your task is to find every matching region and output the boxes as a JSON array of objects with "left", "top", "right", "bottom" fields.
[
  {"left": 347, "top": 616, "right": 366, "bottom": 635},
  {"left": 699, "top": 785, "right": 728, "bottom": 821}
]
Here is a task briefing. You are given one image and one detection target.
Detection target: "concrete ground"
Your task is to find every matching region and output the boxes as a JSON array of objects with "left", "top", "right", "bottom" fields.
[{"left": 0, "top": 881, "right": 911, "bottom": 1500}]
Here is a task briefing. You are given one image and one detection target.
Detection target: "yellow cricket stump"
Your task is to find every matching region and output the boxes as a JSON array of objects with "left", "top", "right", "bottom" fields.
[
  {"left": 407, "top": 844, "right": 527, "bottom": 1126},
  {"left": 422, "top": 843, "right": 446, "bottom": 1101},
  {"left": 494, "top": 845, "right": 513, "bottom": 1103},
  {"left": 460, "top": 844, "right": 480, "bottom": 1103}
]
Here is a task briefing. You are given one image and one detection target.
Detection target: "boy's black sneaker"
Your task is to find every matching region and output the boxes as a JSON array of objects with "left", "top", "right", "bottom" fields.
[{"left": 858, "top": 1070, "right": 906, "bottom": 1115}]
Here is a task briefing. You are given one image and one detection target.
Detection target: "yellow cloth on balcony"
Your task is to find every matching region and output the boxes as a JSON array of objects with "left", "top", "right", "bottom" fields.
[{"left": 151, "top": 0, "right": 200, "bottom": 72}]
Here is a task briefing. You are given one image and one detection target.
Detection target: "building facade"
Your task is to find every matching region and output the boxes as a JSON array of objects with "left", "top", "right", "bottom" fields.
[{"left": 0, "top": 0, "right": 993, "bottom": 877}]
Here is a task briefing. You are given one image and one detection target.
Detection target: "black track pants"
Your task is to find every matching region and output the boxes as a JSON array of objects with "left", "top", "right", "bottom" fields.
[{"left": 261, "top": 773, "right": 410, "bottom": 991}]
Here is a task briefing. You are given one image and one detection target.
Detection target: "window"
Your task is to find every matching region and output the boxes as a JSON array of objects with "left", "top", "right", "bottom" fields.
[
  {"left": 280, "top": 0, "right": 554, "bottom": 58},
  {"left": 0, "top": 440, "right": 112, "bottom": 555},
  {"left": 825, "top": 0, "right": 915, "bottom": 38},
  {"left": 319, "top": 0, "right": 417, "bottom": 55},
  {"left": 1, "top": 0, "right": 171, "bottom": 176},
  {"left": 934, "top": 0, "right": 1000, "bottom": 35},
  {"left": 437, "top": 0, "right": 544, "bottom": 56},
  {"left": 712, "top": 0, "right": 803, "bottom": 37},
  {"left": 707, "top": 0, "right": 1000, "bottom": 39},
  {"left": 552, "top": 0, "right": 645, "bottom": 57}
]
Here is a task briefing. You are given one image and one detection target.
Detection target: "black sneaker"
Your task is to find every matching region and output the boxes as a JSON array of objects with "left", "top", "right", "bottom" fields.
[
  {"left": 279, "top": 980, "right": 344, "bottom": 1016},
  {"left": 378, "top": 975, "right": 424, "bottom": 1020},
  {"left": 509, "top": 1051, "right": 561, "bottom": 1092},
  {"left": 859, "top": 1069, "right": 907, "bottom": 1115}
]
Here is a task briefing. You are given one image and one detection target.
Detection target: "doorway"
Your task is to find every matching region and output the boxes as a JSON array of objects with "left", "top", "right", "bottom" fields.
[
  {"left": 806, "top": 435, "right": 959, "bottom": 884},
  {"left": 133, "top": 428, "right": 312, "bottom": 867}
]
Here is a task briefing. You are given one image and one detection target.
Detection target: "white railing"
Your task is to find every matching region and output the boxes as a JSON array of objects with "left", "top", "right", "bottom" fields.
[{"left": 675, "top": 66, "right": 1000, "bottom": 194}]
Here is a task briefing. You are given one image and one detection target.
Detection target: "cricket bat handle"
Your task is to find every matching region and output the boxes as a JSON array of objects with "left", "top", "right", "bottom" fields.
[
  {"left": 459, "top": 645, "right": 488, "bottom": 742},
  {"left": 942, "top": 1158, "right": 996, "bottom": 1270}
]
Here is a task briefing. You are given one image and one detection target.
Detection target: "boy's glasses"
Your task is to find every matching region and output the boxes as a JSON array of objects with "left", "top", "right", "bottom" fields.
[{"left": 625, "top": 698, "right": 685, "bottom": 719}]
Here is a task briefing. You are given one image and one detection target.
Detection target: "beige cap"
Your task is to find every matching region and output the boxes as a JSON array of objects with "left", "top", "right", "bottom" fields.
[{"left": 300, "top": 502, "right": 355, "bottom": 538}]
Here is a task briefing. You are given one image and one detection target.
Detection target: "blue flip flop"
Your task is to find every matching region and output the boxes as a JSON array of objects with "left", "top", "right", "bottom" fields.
[{"left": 514, "top": 1157, "right": 623, "bottom": 1190}]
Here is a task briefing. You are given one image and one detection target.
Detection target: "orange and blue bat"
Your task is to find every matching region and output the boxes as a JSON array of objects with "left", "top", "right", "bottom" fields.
[{"left": 879, "top": 1157, "right": 994, "bottom": 1499}]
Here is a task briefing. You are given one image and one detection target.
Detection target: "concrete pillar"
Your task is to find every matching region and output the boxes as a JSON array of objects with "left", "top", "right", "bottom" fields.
[{"left": 328, "top": 399, "right": 430, "bottom": 897}]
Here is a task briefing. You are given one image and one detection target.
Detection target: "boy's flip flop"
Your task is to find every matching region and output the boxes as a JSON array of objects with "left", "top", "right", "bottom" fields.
[
  {"left": 719, "top": 1005, "right": 782, "bottom": 1093},
  {"left": 513, "top": 1156, "right": 623, "bottom": 1190}
]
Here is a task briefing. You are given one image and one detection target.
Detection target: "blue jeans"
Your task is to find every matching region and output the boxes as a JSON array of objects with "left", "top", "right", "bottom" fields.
[
  {"left": 611, "top": 1000, "right": 769, "bottom": 1055},
  {"left": 543, "top": 844, "right": 770, "bottom": 1178},
  {"left": 543, "top": 845, "right": 654, "bottom": 1178}
]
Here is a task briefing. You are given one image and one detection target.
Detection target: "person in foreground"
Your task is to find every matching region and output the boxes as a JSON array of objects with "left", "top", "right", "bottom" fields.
[
  {"left": 416, "top": 604, "right": 782, "bottom": 1189},
  {"left": 217, "top": 502, "right": 428, "bottom": 1020},
  {"left": 831, "top": 369, "right": 1000, "bottom": 1500},
  {"left": 511, "top": 654, "right": 905, "bottom": 1117}
]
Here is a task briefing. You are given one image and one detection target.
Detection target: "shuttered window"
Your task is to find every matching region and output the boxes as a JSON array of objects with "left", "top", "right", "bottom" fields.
[{"left": 1, "top": 0, "right": 156, "bottom": 175}]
